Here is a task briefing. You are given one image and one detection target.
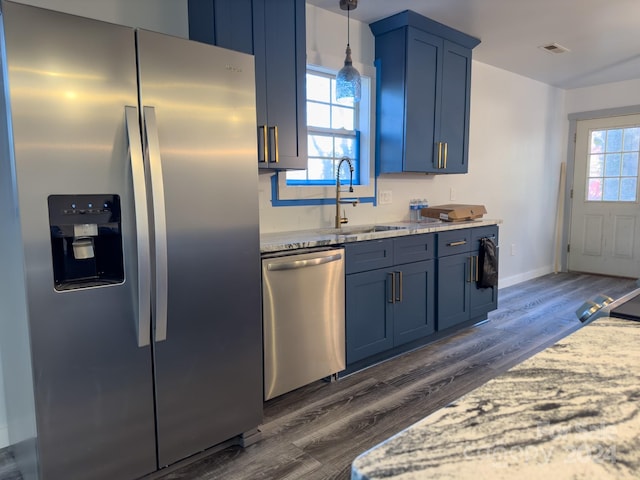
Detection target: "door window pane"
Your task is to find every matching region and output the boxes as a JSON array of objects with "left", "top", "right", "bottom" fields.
[
  {"left": 623, "top": 127, "right": 640, "bottom": 151},
  {"left": 604, "top": 153, "right": 621, "bottom": 177},
  {"left": 606, "top": 129, "right": 623, "bottom": 151},
  {"left": 622, "top": 153, "right": 638, "bottom": 176},
  {"left": 589, "top": 154, "right": 604, "bottom": 176},
  {"left": 590, "top": 130, "right": 605, "bottom": 153},
  {"left": 620, "top": 178, "right": 637, "bottom": 201},
  {"left": 603, "top": 178, "right": 619, "bottom": 201},
  {"left": 588, "top": 178, "right": 602, "bottom": 201}
]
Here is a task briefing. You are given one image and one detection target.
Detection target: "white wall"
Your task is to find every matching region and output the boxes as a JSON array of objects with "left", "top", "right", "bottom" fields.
[{"left": 565, "top": 78, "right": 640, "bottom": 114}]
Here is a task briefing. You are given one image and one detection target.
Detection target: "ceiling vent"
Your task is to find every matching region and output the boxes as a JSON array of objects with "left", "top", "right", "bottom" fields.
[{"left": 539, "top": 43, "right": 570, "bottom": 54}]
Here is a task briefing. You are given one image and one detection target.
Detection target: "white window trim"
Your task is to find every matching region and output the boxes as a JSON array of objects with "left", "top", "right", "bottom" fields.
[{"left": 276, "top": 49, "right": 376, "bottom": 201}]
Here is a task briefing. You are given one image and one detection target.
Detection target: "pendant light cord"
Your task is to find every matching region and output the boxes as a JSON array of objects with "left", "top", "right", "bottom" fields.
[{"left": 347, "top": 6, "right": 350, "bottom": 47}]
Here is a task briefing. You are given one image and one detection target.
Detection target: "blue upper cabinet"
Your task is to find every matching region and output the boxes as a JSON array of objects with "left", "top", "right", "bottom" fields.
[
  {"left": 188, "top": 0, "right": 307, "bottom": 170},
  {"left": 370, "top": 11, "right": 480, "bottom": 174}
]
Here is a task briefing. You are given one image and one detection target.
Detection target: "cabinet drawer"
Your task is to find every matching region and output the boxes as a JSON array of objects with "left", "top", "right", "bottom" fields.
[
  {"left": 393, "top": 233, "right": 434, "bottom": 265},
  {"left": 345, "top": 239, "right": 394, "bottom": 274},
  {"left": 437, "top": 229, "right": 472, "bottom": 256},
  {"left": 471, "top": 225, "right": 498, "bottom": 251}
]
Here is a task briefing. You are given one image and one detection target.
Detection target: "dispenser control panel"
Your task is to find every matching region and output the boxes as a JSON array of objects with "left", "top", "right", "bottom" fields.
[{"left": 48, "top": 194, "right": 124, "bottom": 291}]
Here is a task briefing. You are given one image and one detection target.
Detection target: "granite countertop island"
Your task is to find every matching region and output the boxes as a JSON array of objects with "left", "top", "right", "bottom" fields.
[
  {"left": 351, "top": 316, "right": 640, "bottom": 479},
  {"left": 260, "top": 219, "right": 501, "bottom": 253}
]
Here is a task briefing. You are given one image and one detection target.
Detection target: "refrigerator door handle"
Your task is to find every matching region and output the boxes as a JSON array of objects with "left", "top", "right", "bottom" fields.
[
  {"left": 143, "top": 106, "right": 169, "bottom": 343},
  {"left": 125, "top": 106, "right": 152, "bottom": 348}
]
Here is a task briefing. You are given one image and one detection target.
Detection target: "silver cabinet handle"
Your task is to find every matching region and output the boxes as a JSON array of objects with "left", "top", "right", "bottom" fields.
[
  {"left": 143, "top": 106, "right": 168, "bottom": 343},
  {"left": 267, "top": 253, "right": 342, "bottom": 271},
  {"left": 125, "top": 106, "right": 151, "bottom": 348}
]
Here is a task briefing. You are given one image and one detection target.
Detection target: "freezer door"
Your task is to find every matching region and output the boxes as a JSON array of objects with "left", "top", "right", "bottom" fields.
[
  {"left": 1, "top": 3, "right": 156, "bottom": 480},
  {"left": 136, "top": 30, "right": 263, "bottom": 467}
]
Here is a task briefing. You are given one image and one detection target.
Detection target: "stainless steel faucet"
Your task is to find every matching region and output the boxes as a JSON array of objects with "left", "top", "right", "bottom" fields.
[{"left": 335, "top": 156, "right": 358, "bottom": 228}]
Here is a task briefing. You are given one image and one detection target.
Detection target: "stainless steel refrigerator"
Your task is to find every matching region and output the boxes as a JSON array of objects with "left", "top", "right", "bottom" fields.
[{"left": 0, "top": 2, "right": 263, "bottom": 479}]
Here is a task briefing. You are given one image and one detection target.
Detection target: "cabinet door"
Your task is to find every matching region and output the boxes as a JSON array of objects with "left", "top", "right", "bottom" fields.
[
  {"left": 404, "top": 27, "right": 442, "bottom": 173},
  {"left": 436, "top": 253, "right": 471, "bottom": 330},
  {"left": 374, "top": 28, "right": 406, "bottom": 174},
  {"left": 187, "top": 0, "right": 307, "bottom": 170},
  {"left": 346, "top": 268, "right": 394, "bottom": 364},
  {"left": 469, "top": 280, "right": 498, "bottom": 319},
  {"left": 187, "top": 0, "right": 253, "bottom": 53},
  {"left": 256, "top": 0, "right": 307, "bottom": 170},
  {"left": 439, "top": 40, "right": 472, "bottom": 173},
  {"left": 394, "top": 260, "right": 435, "bottom": 346},
  {"left": 469, "top": 226, "right": 499, "bottom": 318}
]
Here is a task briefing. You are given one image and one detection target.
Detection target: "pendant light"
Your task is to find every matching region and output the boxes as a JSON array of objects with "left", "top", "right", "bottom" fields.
[{"left": 336, "top": 0, "right": 361, "bottom": 103}]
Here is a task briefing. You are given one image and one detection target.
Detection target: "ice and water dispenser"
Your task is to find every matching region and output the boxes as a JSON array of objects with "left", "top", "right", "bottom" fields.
[{"left": 48, "top": 194, "right": 124, "bottom": 291}]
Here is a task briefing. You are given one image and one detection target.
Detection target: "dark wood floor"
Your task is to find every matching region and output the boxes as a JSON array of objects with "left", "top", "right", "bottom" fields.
[{"left": 1, "top": 272, "right": 637, "bottom": 480}]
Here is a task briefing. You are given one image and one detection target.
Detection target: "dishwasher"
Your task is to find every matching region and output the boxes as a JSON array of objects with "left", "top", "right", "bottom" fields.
[{"left": 262, "top": 247, "right": 345, "bottom": 400}]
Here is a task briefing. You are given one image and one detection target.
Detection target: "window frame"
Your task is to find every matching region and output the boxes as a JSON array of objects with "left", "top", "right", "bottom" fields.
[{"left": 273, "top": 52, "right": 376, "bottom": 206}]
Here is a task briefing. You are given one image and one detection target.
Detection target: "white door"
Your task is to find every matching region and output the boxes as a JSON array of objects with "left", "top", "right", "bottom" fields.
[{"left": 569, "top": 115, "right": 640, "bottom": 277}]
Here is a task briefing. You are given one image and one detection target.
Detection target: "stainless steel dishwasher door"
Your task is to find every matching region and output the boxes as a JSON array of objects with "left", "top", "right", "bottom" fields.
[{"left": 262, "top": 247, "right": 345, "bottom": 400}]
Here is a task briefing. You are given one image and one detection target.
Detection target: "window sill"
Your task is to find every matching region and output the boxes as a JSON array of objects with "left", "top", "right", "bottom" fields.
[{"left": 271, "top": 173, "right": 376, "bottom": 206}]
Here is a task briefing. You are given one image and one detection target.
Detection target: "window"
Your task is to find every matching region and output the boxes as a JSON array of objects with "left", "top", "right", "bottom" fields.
[
  {"left": 287, "top": 70, "right": 360, "bottom": 186},
  {"left": 274, "top": 59, "right": 375, "bottom": 205},
  {"left": 587, "top": 126, "right": 640, "bottom": 202}
]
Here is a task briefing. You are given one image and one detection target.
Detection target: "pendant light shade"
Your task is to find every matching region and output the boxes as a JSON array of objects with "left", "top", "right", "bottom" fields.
[{"left": 336, "top": 0, "right": 361, "bottom": 103}]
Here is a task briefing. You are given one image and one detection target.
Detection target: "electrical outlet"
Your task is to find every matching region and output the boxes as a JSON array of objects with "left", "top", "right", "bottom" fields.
[
  {"left": 450, "top": 187, "right": 457, "bottom": 201},
  {"left": 511, "top": 243, "right": 516, "bottom": 256},
  {"left": 379, "top": 190, "right": 392, "bottom": 204}
]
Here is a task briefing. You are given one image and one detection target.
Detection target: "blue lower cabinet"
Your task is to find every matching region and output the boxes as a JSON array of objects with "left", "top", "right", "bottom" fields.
[
  {"left": 393, "top": 260, "right": 435, "bottom": 346},
  {"left": 436, "top": 253, "right": 471, "bottom": 330},
  {"left": 345, "top": 236, "right": 436, "bottom": 365},
  {"left": 470, "top": 226, "right": 498, "bottom": 317},
  {"left": 345, "top": 227, "right": 498, "bottom": 367},
  {"left": 345, "top": 268, "right": 394, "bottom": 364},
  {"left": 436, "top": 225, "right": 499, "bottom": 331},
  {"left": 470, "top": 279, "right": 498, "bottom": 319}
]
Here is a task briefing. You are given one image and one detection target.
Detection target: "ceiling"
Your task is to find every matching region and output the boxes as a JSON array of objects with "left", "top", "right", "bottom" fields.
[{"left": 307, "top": 0, "right": 640, "bottom": 89}]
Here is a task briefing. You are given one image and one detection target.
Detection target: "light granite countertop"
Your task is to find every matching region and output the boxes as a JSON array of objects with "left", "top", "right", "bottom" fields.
[
  {"left": 260, "top": 219, "right": 501, "bottom": 253},
  {"left": 351, "top": 316, "right": 640, "bottom": 480}
]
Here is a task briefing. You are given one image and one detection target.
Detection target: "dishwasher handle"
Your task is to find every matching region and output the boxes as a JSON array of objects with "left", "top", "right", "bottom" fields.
[{"left": 266, "top": 252, "right": 343, "bottom": 271}]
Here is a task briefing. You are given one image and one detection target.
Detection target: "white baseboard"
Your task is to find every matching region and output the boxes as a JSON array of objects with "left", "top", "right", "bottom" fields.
[
  {"left": 0, "top": 423, "right": 8, "bottom": 450},
  {"left": 499, "top": 265, "right": 554, "bottom": 289}
]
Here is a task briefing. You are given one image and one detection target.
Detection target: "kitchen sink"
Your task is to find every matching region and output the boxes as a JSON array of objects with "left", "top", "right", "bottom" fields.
[{"left": 335, "top": 224, "right": 410, "bottom": 235}]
